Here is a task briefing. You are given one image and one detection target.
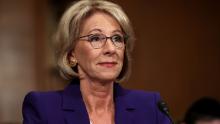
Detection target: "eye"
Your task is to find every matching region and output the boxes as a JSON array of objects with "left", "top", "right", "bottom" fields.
[
  {"left": 111, "top": 34, "right": 124, "bottom": 43},
  {"left": 88, "top": 34, "right": 103, "bottom": 42}
]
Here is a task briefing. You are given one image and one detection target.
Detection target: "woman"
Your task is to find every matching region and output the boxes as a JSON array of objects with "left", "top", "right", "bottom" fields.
[{"left": 22, "top": 0, "right": 171, "bottom": 124}]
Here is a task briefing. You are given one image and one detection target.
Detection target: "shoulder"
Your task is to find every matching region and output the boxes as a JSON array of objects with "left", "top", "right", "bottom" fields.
[
  {"left": 23, "top": 91, "right": 63, "bottom": 114},
  {"left": 22, "top": 90, "right": 64, "bottom": 122},
  {"left": 115, "top": 83, "right": 162, "bottom": 108},
  {"left": 120, "top": 89, "right": 171, "bottom": 124},
  {"left": 24, "top": 90, "right": 63, "bottom": 104},
  {"left": 124, "top": 89, "right": 162, "bottom": 104},
  {"left": 22, "top": 90, "right": 66, "bottom": 123}
]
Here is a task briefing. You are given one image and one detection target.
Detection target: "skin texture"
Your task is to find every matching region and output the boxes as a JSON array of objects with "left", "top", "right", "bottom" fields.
[{"left": 69, "top": 11, "right": 125, "bottom": 124}]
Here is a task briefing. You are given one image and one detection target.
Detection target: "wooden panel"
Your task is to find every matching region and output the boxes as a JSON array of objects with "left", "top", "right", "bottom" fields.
[
  {"left": 0, "top": 0, "right": 36, "bottom": 123},
  {"left": 115, "top": 0, "right": 220, "bottom": 120}
]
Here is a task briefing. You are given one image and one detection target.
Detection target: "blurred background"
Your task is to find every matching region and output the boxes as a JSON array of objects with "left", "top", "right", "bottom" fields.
[{"left": 0, "top": 0, "right": 219, "bottom": 123}]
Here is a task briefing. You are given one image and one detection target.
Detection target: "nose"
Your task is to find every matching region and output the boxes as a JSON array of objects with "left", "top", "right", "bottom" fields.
[{"left": 103, "top": 38, "right": 116, "bottom": 55}]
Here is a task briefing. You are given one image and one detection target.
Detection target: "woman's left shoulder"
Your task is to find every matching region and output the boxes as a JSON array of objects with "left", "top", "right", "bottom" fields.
[{"left": 124, "top": 89, "right": 162, "bottom": 103}]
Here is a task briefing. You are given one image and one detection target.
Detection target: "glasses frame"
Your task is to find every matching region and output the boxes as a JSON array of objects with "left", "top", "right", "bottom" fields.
[{"left": 79, "top": 33, "right": 128, "bottom": 49}]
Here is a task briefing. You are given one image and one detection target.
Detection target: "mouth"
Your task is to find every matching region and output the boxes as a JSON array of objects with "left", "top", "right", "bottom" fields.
[{"left": 98, "top": 62, "right": 117, "bottom": 68}]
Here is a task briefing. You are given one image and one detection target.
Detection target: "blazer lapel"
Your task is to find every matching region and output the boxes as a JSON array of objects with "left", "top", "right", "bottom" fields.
[
  {"left": 62, "top": 79, "right": 90, "bottom": 124},
  {"left": 114, "top": 83, "right": 135, "bottom": 124},
  {"left": 61, "top": 79, "right": 136, "bottom": 124}
]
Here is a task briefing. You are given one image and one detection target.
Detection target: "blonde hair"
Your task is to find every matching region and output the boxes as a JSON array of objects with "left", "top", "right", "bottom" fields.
[{"left": 54, "top": 0, "right": 135, "bottom": 82}]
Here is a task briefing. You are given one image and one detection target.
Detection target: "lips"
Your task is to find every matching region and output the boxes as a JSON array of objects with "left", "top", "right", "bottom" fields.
[{"left": 98, "top": 62, "right": 117, "bottom": 68}]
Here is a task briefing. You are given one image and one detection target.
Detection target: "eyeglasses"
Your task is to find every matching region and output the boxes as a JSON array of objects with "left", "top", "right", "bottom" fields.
[{"left": 79, "top": 33, "right": 127, "bottom": 49}]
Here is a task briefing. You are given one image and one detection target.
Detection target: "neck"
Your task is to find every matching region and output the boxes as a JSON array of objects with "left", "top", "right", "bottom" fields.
[{"left": 80, "top": 79, "right": 115, "bottom": 114}]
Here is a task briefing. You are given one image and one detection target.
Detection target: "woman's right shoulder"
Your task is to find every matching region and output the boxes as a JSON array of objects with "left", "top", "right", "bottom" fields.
[
  {"left": 25, "top": 90, "right": 63, "bottom": 97},
  {"left": 23, "top": 90, "right": 63, "bottom": 108},
  {"left": 22, "top": 90, "right": 65, "bottom": 123}
]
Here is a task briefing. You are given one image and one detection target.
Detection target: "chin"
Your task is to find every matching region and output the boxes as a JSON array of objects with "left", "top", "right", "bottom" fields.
[{"left": 97, "top": 73, "right": 119, "bottom": 82}]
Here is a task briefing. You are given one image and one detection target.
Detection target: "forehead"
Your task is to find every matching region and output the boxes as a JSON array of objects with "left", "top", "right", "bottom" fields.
[{"left": 80, "top": 11, "right": 122, "bottom": 34}]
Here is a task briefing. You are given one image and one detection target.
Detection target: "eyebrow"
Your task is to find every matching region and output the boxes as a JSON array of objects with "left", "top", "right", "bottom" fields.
[
  {"left": 87, "top": 29, "right": 102, "bottom": 34},
  {"left": 87, "top": 28, "right": 123, "bottom": 34},
  {"left": 112, "top": 29, "right": 123, "bottom": 34}
]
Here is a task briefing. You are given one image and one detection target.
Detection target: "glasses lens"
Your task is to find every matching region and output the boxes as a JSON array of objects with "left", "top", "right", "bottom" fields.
[
  {"left": 111, "top": 34, "right": 124, "bottom": 48},
  {"left": 88, "top": 34, "right": 105, "bottom": 49}
]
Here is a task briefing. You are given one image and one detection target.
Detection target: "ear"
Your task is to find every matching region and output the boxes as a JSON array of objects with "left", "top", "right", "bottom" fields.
[
  {"left": 68, "top": 50, "right": 77, "bottom": 67},
  {"left": 69, "top": 51, "right": 75, "bottom": 61}
]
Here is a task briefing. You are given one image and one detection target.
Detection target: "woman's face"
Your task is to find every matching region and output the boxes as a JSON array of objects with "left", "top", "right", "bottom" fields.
[{"left": 72, "top": 12, "right": 125, "bottom": 82}]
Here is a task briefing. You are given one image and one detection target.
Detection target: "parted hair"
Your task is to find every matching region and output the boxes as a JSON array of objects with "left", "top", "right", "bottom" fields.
[{"left": 54, "top": 0, "right": 135, "bottom": 82}]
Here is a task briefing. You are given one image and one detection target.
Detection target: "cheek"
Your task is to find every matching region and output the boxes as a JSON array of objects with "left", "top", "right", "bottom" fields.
[
  {"left": 119, "top": 49, "right": 125, "bottom": 63},
  {"left": 75, "top": 43, "right": 88, "bottom": 62},
  {"left": 74, "top": 43, "right": 98, "bottom": 66}
]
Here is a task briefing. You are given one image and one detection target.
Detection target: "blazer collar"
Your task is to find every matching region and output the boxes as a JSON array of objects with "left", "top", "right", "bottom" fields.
[
  {"left": 62, "top": 78, "right": 135, "bottom": 124},
  {"left": 62, "top": 78, "right": 85, "bottom": 110}
]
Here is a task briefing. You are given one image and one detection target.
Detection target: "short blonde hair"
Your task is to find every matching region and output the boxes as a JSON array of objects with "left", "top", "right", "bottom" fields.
[{"left": 54, "top": 0, "right": 135, "bottom": 82}]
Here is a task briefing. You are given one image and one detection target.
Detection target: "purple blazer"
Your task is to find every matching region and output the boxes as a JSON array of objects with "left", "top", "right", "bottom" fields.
[{"left": 22, "top": 79, "right": 171, "bottom": 124}]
